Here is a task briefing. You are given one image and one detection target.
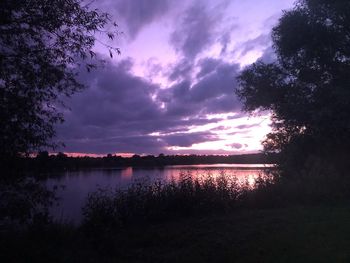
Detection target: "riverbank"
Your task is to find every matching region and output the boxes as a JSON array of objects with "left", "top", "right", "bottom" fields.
[{"left": 2, "top": 205, "right": 350, "bottom": 262}]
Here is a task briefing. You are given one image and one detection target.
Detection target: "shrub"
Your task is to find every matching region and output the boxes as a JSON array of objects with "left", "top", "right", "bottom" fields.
[{"left": 82, "top": 172, "right": 253, "bottom": 233}]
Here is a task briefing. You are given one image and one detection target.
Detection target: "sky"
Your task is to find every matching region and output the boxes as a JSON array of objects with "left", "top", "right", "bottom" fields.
[{"left": 56, "top": 0, "right": 296, "bottom": 156}]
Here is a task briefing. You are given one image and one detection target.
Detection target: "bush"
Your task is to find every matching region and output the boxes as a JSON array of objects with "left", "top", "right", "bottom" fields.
[
  {"left": 82, "top": 172, "right": 255, "bottom": 233},
  {"left": 0, "top": 177, "right": 56, "bottom": 230}
]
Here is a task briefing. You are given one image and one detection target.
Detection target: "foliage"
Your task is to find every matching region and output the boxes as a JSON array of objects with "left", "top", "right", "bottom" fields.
[
  {"left": 236, "top": 0, "right": 350, "bottom": 176},
  {"left": 4, "top": 206, "right": 350, "bottom": 263},
  {"left": 0, "top": 0, "right": 119, "bottom": 161},
  {"left": 0, "top": 0, "right": 119, "bottom": 228},
  {"left": 0, "top": 177, "right": 56, "bottom": 228}
]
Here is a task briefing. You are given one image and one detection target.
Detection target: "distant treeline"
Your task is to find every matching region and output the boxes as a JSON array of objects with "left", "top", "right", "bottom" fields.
[{"left": 25, "top": 152, "right": 277, "bottom": 172}]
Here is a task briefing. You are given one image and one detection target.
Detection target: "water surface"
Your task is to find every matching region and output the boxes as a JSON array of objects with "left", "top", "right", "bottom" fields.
[{"left": 46, "top": 164, "right": 272, "bottom": 223}]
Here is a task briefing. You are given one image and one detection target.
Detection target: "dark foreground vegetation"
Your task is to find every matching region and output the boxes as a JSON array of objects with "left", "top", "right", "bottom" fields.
[
  {"left": 3, "top": 206, "right": 350, "bottom": 263},
  {"left": 2, "top": 172, "right": 350, "bottom": 262}
]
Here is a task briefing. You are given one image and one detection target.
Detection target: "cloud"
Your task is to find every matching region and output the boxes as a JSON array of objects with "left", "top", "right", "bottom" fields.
[
  {"left": 219, "top": 29, "right": 233, "bottom": 55},
  {"left": 159, "top": 59, "right": 242, "bottom": 118},
  {"left": 109, "top": 0, "right": 172, "bottom": 39},
  {"left": 167, "top": 59, "right": 193, "bottom": 82},
  {"left": 196, "top": 58, "right": 222, "bottom": 78},
  {"left": 190, "top": 62, "right": 239, "bottom": 103},
  {"left": 229, "top": 143, "right": 243, "bottom": 149},
  {"left": 258, "top": 46, "right": 277, "bottom": 63},
  {"left": 51, "top": 0, "right": 290, "bottom": 155},
  {"left": 239, "top": 33, "right": 277, "bottom": 64},
  {"left": 162, "top": 132, "right": 218, "bottom": 147},
  {"left": 70, "top": 58, "right": 160, "bottom": 128},
  {"left": 210, "top": 125, "right": 230, "bottom": 131},
  {"left": 235, "top": 124, "right": 260, "bottom": 129},
  {"left": 170, "top": 2, "right": 222, "bottom": 59},
  {"left": 56, "top": 57, "right": 239, "bottom": 154},
  {"left": 62, "top": 135, "right": 166, "bottom": 154},
  {"left": 238, "top": 34, "right": 271, "bottom": 58}
]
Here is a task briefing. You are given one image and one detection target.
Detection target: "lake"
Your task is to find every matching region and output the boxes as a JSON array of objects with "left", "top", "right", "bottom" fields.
[{"left": 46, "top": 164, "right": 273, "bottom": 223}]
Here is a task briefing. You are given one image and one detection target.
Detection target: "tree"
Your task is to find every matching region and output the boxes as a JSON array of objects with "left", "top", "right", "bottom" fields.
[
  {"left": 0, "top": 0, "right": 119, "bottom": 161},
  {"left": 236, "top": 0, "right": 350, "bottom": 176}
]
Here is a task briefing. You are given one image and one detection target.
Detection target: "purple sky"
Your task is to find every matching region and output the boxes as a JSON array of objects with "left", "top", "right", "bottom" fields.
[{"left": 56, "top": 0, "right": 295, "bottom": 156}]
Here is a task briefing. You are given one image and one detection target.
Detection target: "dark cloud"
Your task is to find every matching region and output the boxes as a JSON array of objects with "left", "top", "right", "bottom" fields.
[
  {"left": 162, "top": 132, "right": 218, "bottom": 147},
  {"left": 235, "top": 31, "right": 277, "bottom": 64},
  {"left": 196, "top": 58, "right": 222, "bottom": 78},
  {"left": 63, "top": 135, "right": 165, "bottom": 154},
  {"left": 71, "top": 58, "right": 160, "bottom": 127},
  {"left": 170, "top": 2, "right": 222, "bottom": 59},
  {"left": 229, "top": 143, "right": 243, "bottom": 149},
  {"left": 160, "top": 59, "right": 242, "bottom": 116},
  {"left": 57, "top": 57, "right": 241, "bottom": 154},
  {"left": 211, "top": 126, "right": 230, "bottom": 131},
  {"left": 235, "top": 124, "right": 260, "bottom": 129},
  {"left": 226, "top": 113, "right": 247, "bottom": 120},
  {"left": 167, "top": 59, "right": 193, "bottom": 82},
  {"left": 204, "top": 95, "right": 239, "bottom": 114},
  {"left": 109, "top": 0, "right": 172, "bottom": 39},
  {"left": 168, "top": 0, "right": 238, "bottom": 59},
  {"left": 191, "top": 63, "right": 239, "bottom": 102}
]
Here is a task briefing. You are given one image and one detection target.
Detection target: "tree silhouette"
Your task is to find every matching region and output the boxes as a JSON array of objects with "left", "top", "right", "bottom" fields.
[
  {"left": 236, "top": 0, "right": 350, "bottom": 176},
  {"left": 0, "top": 0, "right": 119, "bottom": 162}
]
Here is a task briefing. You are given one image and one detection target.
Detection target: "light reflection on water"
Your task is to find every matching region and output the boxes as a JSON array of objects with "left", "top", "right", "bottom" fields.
[{"left": 46, "top": 164, "right": 273, "bottom": 223}]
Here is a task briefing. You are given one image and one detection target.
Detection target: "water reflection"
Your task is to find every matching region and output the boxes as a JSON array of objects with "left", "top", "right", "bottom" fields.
[
  {"left": 47, "top": 164, "right": 272, "bottom": 223},
  {"left": 121, "top": 167, "right": 133, "bottom": 179}
]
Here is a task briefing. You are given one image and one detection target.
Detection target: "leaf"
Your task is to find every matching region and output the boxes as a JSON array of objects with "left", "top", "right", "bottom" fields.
[{"left": 107, "top": 32, "right": 114, "bottom": 40}]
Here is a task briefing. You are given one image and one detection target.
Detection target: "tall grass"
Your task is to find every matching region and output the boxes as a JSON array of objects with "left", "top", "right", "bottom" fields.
[
  {"left": 82, "top": 168, "right": 350, "bottom": 235},
  {"left": 82, "top": 172, "right": 274, "bottom": 233}
]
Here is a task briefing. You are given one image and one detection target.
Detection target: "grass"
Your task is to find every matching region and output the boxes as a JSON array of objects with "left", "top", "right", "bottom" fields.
[
  {"left": 114, "top": 205, "right": 350, "bottom": 263},
  {"left": 2, "top": 205, "right": 350, "bottom": 262}
]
